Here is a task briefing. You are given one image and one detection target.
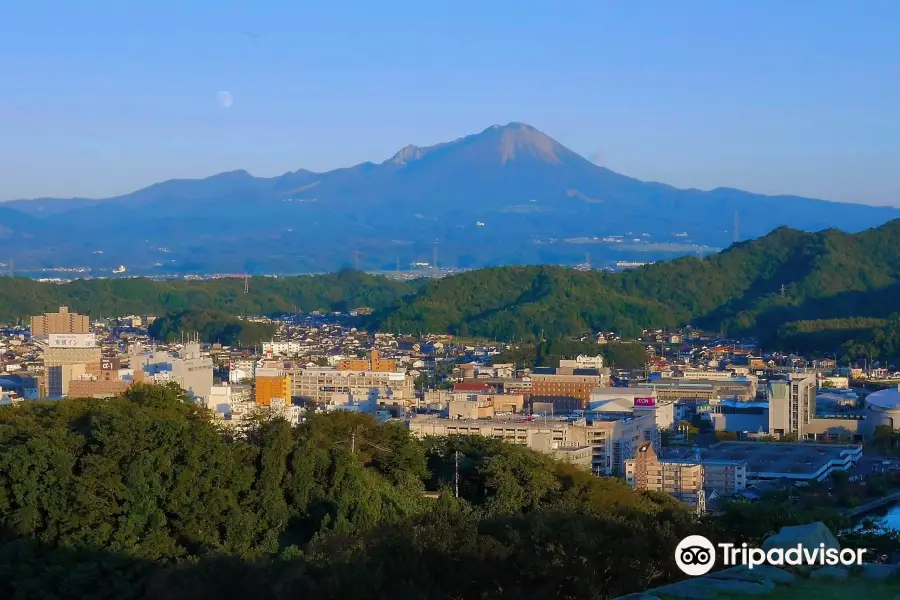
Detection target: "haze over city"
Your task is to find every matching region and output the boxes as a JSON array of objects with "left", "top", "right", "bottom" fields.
[{"left": 2, "top": 0, "right": 898, "bottom": 205}]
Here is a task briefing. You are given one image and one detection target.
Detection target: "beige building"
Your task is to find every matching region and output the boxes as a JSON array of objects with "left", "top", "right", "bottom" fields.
[
  {"left": 625, "top": 442, "right": 705, "bottom": 510},
  {"left": 768, "top": 373, "right": 817, "bottom": 438},
  {"left": 287, "top": 367, "right": 415, "bottom": 407},
  {"left": 67, "top": 379, "right": 132, "bottom": 399},
  {"left": 47, "top": 363, "right": 87, "bottom": 398},
  {"left": 410, "top": 411, "right": 656, "bottom": 475},
  {"left": 31, "top": 306, "right": 90, "bottom": 336}
]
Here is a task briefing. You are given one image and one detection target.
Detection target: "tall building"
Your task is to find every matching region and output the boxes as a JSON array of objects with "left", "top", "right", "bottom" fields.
[
  {"left": 768, "top": 373, "right": 817, "bottom": 438},
  {"left": 31, "top": 306, "right": 90, "bottom": 336},
  {"left": 625, "top": 442, "right": 706, "bottom": 511},
  {"left": 255, "top": 371, "right": 292, "bottom": 406}
]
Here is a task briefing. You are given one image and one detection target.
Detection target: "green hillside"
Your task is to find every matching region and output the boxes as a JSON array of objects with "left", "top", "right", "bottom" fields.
[
  {"left": 0, "top": 269, "right": 418, "bottom": 321},
  {"left": 5, "top": 221, "right": 900, "bottom": 359}
]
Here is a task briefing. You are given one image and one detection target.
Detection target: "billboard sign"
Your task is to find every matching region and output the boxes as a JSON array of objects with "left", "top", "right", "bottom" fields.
[
  {"left": 48, "top": 333, "right": 97, "bottom": 348},
  {"left": 633, "top": 397, "right": 656, "bottom": 407},
  {"left": 101, "top": 358, "right": 121, "bottom": 371}
]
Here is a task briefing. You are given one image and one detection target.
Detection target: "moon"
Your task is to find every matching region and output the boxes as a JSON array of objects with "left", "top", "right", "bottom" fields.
[{"left": 216, "top": 91, "right": 233, "bottom": 108}]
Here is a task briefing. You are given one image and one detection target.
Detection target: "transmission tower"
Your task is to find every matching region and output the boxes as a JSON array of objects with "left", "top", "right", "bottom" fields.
[
  {"left": 8, "top": 258, "right": 12, "bottom": 277},
  {"left": 244, "top": 275, "right": 249, "bottom": 294},
  {"left": 454, "top": 450, "right": 460, "bottom": 498},
  {"left": 780, "top": 284, "right": 786, "bottom": 298},
  {"left": 433, "top": 244, "right": 438, "bottom": 271},
  {"left": 733, "top": 211, "right": 740, "bottom": 243},
  {"left": 354, "top": 250, "right": 360, "bottom": 270}
]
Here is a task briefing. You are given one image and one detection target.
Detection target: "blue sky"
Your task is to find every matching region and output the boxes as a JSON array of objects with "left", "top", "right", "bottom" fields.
[{"left": 1, "top": 0, "right": 898, "bottom": 204}]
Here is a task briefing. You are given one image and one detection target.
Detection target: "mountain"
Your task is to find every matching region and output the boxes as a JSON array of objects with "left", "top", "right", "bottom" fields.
[{"left": 4, "top": 122, "right": 899, "bottom": 274}]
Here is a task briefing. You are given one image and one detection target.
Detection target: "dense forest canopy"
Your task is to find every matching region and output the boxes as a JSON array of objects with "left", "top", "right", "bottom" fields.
[
  {"left": 5, "top": 221, "right": 900, "bottom": 358},
  {"left": 0, "top": 384, "right": 897, "bottom": 598},
  {"left": 148, "top": 309, "right": 277, "bottom": 345},
  {"left": 0, "top": 384, "right": 706, "bottom": 599}
]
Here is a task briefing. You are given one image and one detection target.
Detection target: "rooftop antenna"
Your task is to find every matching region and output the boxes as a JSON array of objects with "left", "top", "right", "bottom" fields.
[{"left": 733, "top": 211, "right": 739, "bottom": 244}]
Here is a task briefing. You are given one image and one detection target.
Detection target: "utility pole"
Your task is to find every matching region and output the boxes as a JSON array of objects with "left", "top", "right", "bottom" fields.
[{"left": 454, "top": 450, "right": 460, "bottom": 498}]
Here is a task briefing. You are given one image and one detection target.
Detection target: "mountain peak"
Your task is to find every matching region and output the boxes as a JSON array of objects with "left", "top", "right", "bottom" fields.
[
  {"left": 488, "top": 122, "right": 563, "bottom": 165},
  {"left": 390, "top": 144, "right": 425, "bottom": 165}
]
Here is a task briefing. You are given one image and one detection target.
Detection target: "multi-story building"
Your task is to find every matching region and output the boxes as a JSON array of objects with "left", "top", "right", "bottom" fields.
[
  {"left": 287, "top": 366, "right": 414, "bottom": 408},
  {"left": 626, "top": 442, "right": 706, "bottom": 510},
  {"left": 31, "top": 306, "right": 90, "bottom": 336},
  {"left": 255, "top": 372, "right": 292, "bottom": 406},
  {"left": 701, "top": 460, "right": 748, "bottom": 496},
  {"left": 336, "top": 349, "right": 397, "bottom": 372},
  {"left": 131, "top": 342, "right": 214, "bottom": 403},
  {"left": 768, "top": 373, "right": 817, "bottom": 438},
  {"left": 410, "top": 411, "right": 656, "bottom": 476},
  {"left": 531, "top": 372, "right": 605, "bottom": 408}
]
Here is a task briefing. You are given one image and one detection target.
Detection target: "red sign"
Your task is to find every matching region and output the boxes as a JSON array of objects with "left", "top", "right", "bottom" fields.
[{"left": 633, "top": 397, "right": 656, "bottom": 407}]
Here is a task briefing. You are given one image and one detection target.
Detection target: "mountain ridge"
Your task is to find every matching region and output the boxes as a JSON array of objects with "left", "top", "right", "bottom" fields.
[{"left": 1, "top": 122, "right": 898, "bottom": 273}]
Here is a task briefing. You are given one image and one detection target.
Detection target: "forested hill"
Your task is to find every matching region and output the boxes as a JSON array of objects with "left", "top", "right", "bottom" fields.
[
  {"left": 373, "top": 220, "right": 900, "bottom": 346},
  {"left": 0, "top": 269, "right": 419, "bottom": 321},
  {"left": 4, "top": 220, "right": 900, "bottom": 354}
]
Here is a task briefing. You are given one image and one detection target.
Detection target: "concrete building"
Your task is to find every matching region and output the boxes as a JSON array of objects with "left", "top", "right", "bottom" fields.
[
  {"left": 287, "top": 366, "right": 415, "bottom": 408},
  {"left": 31, "top": 306, "right": 90, "bottom": 336},
  {"left": 645, "top": 378, "right": 757, "bottom": 402},
  {"left": 409, "top": 411, "right": 656, "bottom": 475},
  {"left": 768, "top": 374, "right": 817, "bottom": 438},
  {"left": 625, "top": 442, "right": 706, "bottom": 510},
  {"left": 336, "top": 349, "right": 397, "bottom": 372},
  {"left": 131, "top": 342, "right": 214, "bottom": 403},
  {"left": 255, "top": 372, "right": 292, "bottom": 406},
  {"left": 587, "top": 387, "right": 675, "bottom": 431},
  {"left": 861, "top": 386, "right": 900, "bottom": 438},
  {"left": 47, "top": 363, "right": 86, "bottom": 398},
  {"left": 67, "top": 379, "right": 132, "bottom": 399},
  {"left": 700, "top": 441, "right": 861, "bottom": 484},
  {"left": 531, "top": 372, "right": 605, "bottom": 408},
  {"left": 558, "top": 354, "right": 604, "bottom": 370}
]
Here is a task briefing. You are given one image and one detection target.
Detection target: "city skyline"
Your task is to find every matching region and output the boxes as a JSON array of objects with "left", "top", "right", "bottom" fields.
[{"left": 1, "top": 1, "right": 898, "bottom": 205}]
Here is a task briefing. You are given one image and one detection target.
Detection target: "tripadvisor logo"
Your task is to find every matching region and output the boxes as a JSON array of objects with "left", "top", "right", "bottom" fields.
[{"left": 675, "top": 535, "right": 867, "bottom": 577}]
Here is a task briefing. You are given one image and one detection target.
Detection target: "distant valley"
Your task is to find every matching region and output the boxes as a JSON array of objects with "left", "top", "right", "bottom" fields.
[{"left": 3, "top": 122, "right": 898, "bottom": 274}]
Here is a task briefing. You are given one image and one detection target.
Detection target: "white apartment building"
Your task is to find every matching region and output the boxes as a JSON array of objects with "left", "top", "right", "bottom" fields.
[{"left": 410, "top": 411, "right": 656, "bottom": 475}]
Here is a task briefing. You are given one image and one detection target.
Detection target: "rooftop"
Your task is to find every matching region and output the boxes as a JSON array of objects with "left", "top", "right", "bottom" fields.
[{"left": 701, "top": 441, "right": 861, "bottom": 476}]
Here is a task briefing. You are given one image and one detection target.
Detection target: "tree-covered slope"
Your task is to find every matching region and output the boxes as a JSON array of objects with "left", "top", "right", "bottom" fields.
[
  {"left": 0, "top": 384, "right": 704, "bottom": 599},
  {"left": 0, "top": 269, "right": 419, "bottom": 322},
  {"left": 148, "top": 310, "right": 278, "bottom": 345},
  {"left": 373, "top": 220, "right": 900, "bottom": 345}
]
